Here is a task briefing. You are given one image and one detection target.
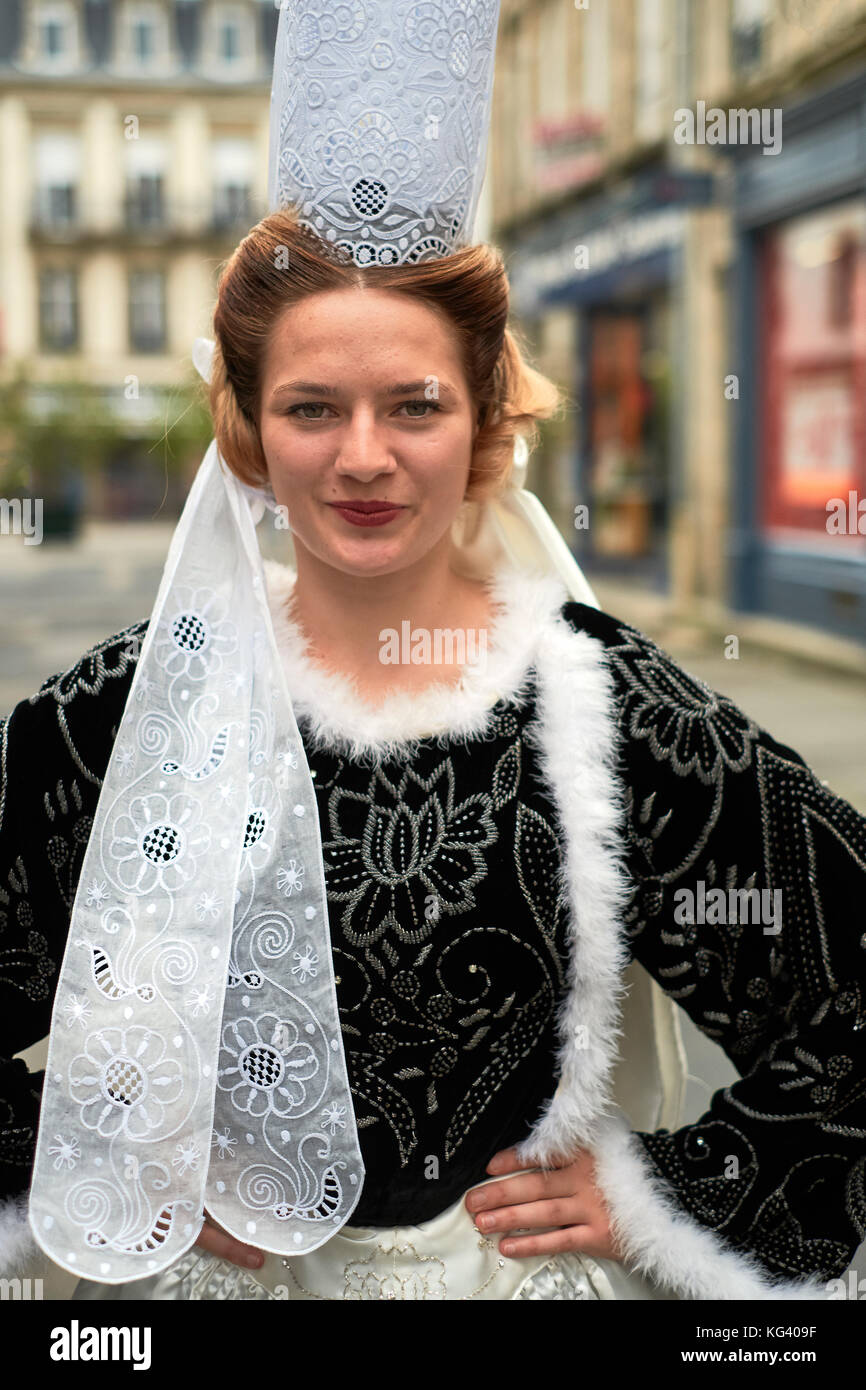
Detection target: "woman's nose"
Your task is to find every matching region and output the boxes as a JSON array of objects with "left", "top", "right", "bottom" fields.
[{"left": 333, "top": 413, "right": 396, "bottom": 479}]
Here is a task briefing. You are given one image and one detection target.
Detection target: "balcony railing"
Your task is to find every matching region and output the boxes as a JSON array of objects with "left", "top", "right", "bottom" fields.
[
  {"left": 128, "top": 330, "right": 168, "bottom": 354},
  {"left": 31, "top": 187, "right": 78, "bottom": 232},
  {"left": 124, "top": 190, "right": 166, "bottom": 230},
  {"left": 28, "top": 194, "right": 263, "bottom": 242}
]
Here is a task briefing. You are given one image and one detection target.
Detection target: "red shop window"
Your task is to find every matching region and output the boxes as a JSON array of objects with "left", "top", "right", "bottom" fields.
[{"left": 760, "top": 201, "right": 866, "bottom": 539}]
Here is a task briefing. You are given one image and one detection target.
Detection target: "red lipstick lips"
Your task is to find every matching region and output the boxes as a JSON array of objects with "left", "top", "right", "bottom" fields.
[{"left": 327, "top": 499, "right": 406, "bottom": 528}]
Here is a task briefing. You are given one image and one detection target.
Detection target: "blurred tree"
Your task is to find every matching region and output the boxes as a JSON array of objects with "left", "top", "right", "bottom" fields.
[{"left": 0, "top": 368, "right": 213, "bottom": 536}]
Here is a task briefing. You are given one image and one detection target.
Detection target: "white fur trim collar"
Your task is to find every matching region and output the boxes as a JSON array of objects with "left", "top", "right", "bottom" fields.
[{"left": 262, "top": 558, "right": 569, "bottom": 761}]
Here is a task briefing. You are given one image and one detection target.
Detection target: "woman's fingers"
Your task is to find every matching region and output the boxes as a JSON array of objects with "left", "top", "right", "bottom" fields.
[
  {"left": 486, "top": 1146, "right": 576, "bottom": 1175},
  {"left": 195, "top": 1215, "right": 265, "bottom": 1270},
  {"left": 496, "top": 1225, "right": 598, "bottom": 1260},
  {"left": 471, "top": 1195, "right": 582, "bottom": 1236},
  {"left": 467, "top": 1165, "right": 575, "bottom": 1216}
]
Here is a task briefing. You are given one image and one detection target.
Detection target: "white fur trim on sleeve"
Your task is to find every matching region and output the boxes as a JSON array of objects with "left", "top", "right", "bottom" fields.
[
  {"left": 0, "top": 1192, "right": 40, "bottom": 1276},
  {"left": 591, "top": 1110, "right": 830, "bottom": 1301},
  {"left": 0, "top": 1193, "right": 81, "bottom": 1297}
]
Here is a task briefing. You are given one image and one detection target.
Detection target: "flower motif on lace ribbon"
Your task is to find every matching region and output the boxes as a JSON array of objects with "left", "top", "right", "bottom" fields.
[
  {"left": 64, "top": 993, "right": 91, "bottom": 1030},
  {"left": 225, "top": 667, "right": 247, "bottom": 697},
  {"left": 187, "top": 985, "right": 214, "bottom": 1018},
  {"left": 321, "top": 1102, "right": 347, "bottom": 1136},
  {"left": 611, "top": 625, "right": 762, "bottom": 785},
  {"left": 133, "top": 671, "right": 154, "bottom": 705},
  {"left": 109, "top": 791, "right": 211, "bottom": 895},
  {"left": 291, "top": 942, "right": 318, "bottom": 983},
  {"left": 275, "top": 742, "right": 299, "bottom": 783},
  {"left": 242, "top": 778, "right": 280, "bottom": 872},
  {"left": 85, "top": 878, "right": 109, "bottom": 908},
  {"left": 217, "top": 1014, "right": 318, "bottom": 1119},
  {"left": 212, "top": 1126, "right": 237, "bottom": 1159},
  {"left": 323, "top": 760, "right": 497, "bottom": 945},
  {"left": 195, "top": 890, "right": 223, "bottom": 922},
  {"left": 277, "top": 859, "right": 305, "bottom": 896},
  {"left": 153, "top": 587, "right": 238, "bottom": 681},
  {"left": 70, "top": 1025, "right": 184, "bottom": 1140},
  {"left": 171, "top": 1137, "right": 202, "bottom": 1174},
  {"left": 114, "top": 744, "right": 136, "bottom": 775},
  {"left": 47, "top": 1134, "right": 80, "bottom": 1171}
]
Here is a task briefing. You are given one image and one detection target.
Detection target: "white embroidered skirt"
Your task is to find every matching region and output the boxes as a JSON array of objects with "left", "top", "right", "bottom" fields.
[{"left": 71, "top": 1171, "right": 678, "bottom": 1302}]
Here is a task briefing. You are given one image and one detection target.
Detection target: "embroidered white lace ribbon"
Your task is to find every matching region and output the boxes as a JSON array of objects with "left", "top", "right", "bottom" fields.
[{"left": 28, "top": 439, "right": 365, "bottom": 1284}]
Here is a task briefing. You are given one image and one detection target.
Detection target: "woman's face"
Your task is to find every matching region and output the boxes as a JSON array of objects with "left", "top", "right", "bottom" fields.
[{"left": 257, "top": 288, "right": 479, "bottom": 578}]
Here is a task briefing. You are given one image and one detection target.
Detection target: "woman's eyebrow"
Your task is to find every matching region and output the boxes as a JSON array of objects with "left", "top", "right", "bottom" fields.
[{"left": 270, "top": 379, "right": 458, "bottom": 400}]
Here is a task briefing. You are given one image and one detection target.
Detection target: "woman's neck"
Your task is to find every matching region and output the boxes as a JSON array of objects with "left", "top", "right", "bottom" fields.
[{"left": 285, "top": 540, "right": 494, "bottom": 700}]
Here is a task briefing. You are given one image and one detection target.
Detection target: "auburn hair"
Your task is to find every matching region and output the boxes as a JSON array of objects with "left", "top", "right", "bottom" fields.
[{"left": 207, "top": 206, "right": 563, "bottom": 503}]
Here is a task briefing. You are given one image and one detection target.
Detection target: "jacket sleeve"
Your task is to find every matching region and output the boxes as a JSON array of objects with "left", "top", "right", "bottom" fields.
[
  {"left": 586, "top": 608, "right": 866, "bottom": 1288},
  {"left": 0, "top": 623, "right": 146, "bottom": 1264}
]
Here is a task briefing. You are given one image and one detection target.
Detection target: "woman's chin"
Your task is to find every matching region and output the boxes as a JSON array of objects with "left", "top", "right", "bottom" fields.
[
  {"left": 291, "top": 513, "right": 457, "bottom": 580},
  {"left": 306, "top": 534, "right": 425, "bottom": 580},
  {"left": 309, "top": 522, "right": 429, "bottom": 572},
  {"left": 328, "top": 552, "right": 421, "bottom": 580}
]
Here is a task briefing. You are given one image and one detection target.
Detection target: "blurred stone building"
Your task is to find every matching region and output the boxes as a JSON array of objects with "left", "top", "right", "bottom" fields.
[
  {"left": 0, "top": 0, "right": 277, "bottom": 520},
  {"left": 492, "top": 0, "right": 866, "bottom": 648}
]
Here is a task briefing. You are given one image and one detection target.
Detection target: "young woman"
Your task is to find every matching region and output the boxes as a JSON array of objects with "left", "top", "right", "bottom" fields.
[{"left": 3, "top": 210, "right": 864, "bottom": 1301}]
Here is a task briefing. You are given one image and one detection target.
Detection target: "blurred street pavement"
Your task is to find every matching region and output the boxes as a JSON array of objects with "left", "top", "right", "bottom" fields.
[{"left": 0, "top": 519, "right": 178, "bottom": 714}]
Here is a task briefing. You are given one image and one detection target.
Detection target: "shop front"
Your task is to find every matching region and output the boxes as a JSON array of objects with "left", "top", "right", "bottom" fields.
[
  {"left": 729, "top": 71, "right": 866, "bottom": 644},
  {"left": 507, "top": 169, "right": 714, "bottom": 591}
]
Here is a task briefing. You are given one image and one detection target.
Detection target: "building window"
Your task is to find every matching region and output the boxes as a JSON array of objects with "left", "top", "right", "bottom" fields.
[
  {"left": 39, "top": 268, "right": 79, "bottom": 352},
  {"left": 132, "top": 20, "right": 155, "bottom": 61},
  {"left": 35, "top": 183, "right": 76, "bottom": 226},
  {"left": 219, "top": 19, "right": 240, "bottom": 62},
  {"left": 208, "top": 4, "right": 255, "bottom": 76},
  {"left": 125, "top": 136, "right": 167, "bottom": 228},
  {"left": 121, "top": 2, "right": 170, "bottom": 70},
  {"left": 33, "top": 133, "right": 81, "bottom": 229},
  {"left": 31, "top": 1, "right": 80, "bottom": 68},
  {"left": 212, "top": 137, "right": 255, "bottom": 229},
  {"left": 760, "top": 199, "right": 866, "bottom": 537},
  {"left": 731, "top": 0, "right": 769, "bottom": 73},
  {"left": 42, "top": 19, "right": 64, "bottom": 55},
  {"left": 125, "top": 174, "right": 164, "bottom": 227},
  {"left": 128, "top": 269, "right": 167, "bottom": 353},
  {"left": 213, "top": 179, "right": 252, "bottom": 227}
]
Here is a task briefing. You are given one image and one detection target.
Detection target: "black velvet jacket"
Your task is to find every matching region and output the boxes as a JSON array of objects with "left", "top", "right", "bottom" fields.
[{"left": 2, "top": 602, "right": 864, "bottom": 1294}]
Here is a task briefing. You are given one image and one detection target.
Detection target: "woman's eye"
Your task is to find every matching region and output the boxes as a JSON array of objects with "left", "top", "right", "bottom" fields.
[{"left": 286, "top": 399, "right": 439, "bottom": 421}]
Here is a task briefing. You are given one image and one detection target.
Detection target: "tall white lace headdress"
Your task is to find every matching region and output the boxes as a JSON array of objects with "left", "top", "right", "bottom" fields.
[{"left": 29, "top": 1, "right": 683, "bottom": 1286}]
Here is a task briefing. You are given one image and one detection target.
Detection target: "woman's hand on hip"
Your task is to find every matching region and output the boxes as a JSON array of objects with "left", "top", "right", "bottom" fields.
[{"left": 464, "top": 1145, "right": 625, "bottom": 1263}]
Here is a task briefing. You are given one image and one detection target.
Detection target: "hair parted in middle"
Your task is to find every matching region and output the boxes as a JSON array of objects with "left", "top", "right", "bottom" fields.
[{"left": 207, "top": 206, "right": 565, "bottom": 503}]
